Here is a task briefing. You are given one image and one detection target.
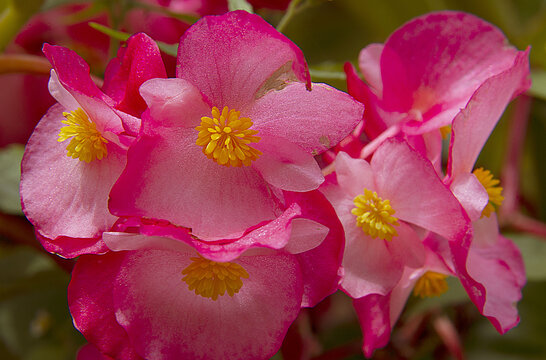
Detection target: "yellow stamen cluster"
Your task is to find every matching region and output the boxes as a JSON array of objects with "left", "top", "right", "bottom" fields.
[
  {"left": 352, "top": 189, "right": 400, "bottom": 241},
  {"left": 473, "top": 167, "right": 504, "bottom": 218},
  {"left": 196, "top": 106, "right": 261, "bottom": 167},
  {"left": 413, "top": 271, "right": 449, "bottom": 298},
  {"left": 57, "top": 108, "right": 108, "bottom": 163},
  {"left": 181, "top": 255, "right": 249, "bottom": 301}
]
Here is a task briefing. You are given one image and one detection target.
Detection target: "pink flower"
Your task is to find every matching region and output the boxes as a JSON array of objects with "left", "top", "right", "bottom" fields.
[
  {"left": 109, "top": 11, "right": 364, "bottom": 240},
  {"left": 320, "top": 139, "right": 470, "bottom": 299},
  {"left": 20, "top": 33, "right": 166, "bottom": 258},
  {"left": 341, "top": 11, "right": 528, "bottom": 163},
  {"left": 69, "top": 190, "right": 344, "bottom": 360}
]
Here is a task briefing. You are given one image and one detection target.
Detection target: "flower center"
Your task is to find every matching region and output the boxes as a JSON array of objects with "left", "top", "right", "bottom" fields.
[
  {"left": 351, "top": 188, "right": 400, "bottom": 241},
  {"left": 195, "top": 106, "right": 261, "bottom": 167},
  {"left": 57, "top": 108, "right": 108, "bottom": 163},
  {"left": 181, "top": 255, "right": 249, "bottom": 301},
  {"left": 413, "top": 271, "right": 448, "bottom": 298},
  {"left": 473, "top": 167, "right": 504, "bottom": 218}
]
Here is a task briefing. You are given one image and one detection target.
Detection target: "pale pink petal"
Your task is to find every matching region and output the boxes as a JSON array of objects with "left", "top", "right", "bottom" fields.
[
  {"left": 114, "top": 249, "right": 303, "bottom": 360},
  {"left": 253, "top": 136, "right": 323, "bottom": 192},
  {"left": 372, "top": 139, "right": 469, "bottom": 241},
  {"left": 447, "top": 51, "right": 530, "bottom": 178},
  {"left": 176, "top": 11, "right": 310, "bottom": 109},
  {"left": 333, "top": 152, "right": 375, "bottom": 199},
  {"left": 284, "top": 218, "right": 329, "bottom": 254},
  {"left": 248, "top": 82, "right": 364, "bottom": 155},
  {"left": 339, "top": 208, "right": 404, "bottom": 298},
  {"left": 449, "top": 172, "right": 489, "bottom": 221},
  {"left": 108, "top": 127, "right": 281, "bottom": 240},
  {"left": 139, "top": 78, "right": 209, "bottom": 128},
  {"left": 386, "top": 222, "right": 425, "bottom": 270},
  {"left": 69, "top": 253, "right": 142, "bottom": 360},
  {"left": 358, "top": 43, "right": 384, "bottom": 96},
  {"left": 21, "top": 105, "right": 125, "bottom": 240}
]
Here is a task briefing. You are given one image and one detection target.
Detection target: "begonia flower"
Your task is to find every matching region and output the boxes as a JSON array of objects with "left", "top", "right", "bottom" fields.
[
  {"left": 69, "top": 190, "right": 344, "bottom": 360},
  {"left": 320, "top": 140, "right": 470, "bottom": 299},
  {"left": 109, "top": 10, "right": 364, "bottom": 240},
  {"left": 342, "top": 11, "right": 529, "bottom": 161},
  {"left": 20, "top": 33, "right": 166, "bottom": 258}
]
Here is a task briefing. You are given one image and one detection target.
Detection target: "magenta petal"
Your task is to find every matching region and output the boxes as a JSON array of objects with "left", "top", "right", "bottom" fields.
[
  {"left": 253, "top": 136, "right": 323, "bottom": 192},
  {"left": 177, "top": 11, "right": 310, "bottom": 109},
  {"left": 101, "top": 33, "right": 167, "bottom": 117},
  {"left": 372, "top": 139, "right": 469, "bottom": 241},
  {"left": 43, "top": 43, "right": 110, "bottom": 104},
  {"left": 139, "top": 78, "right": 209, "bottom": 128},
  {"left": 109, "top": 127, "right": 280, "bottom": 239},
  {"left": 286, "top": 190, "right": 345, "bottom": 307},
  {"left": 250, "top": 82, "right": 363, "bottom": 155},
  {"left": 353, "top": 294, "right": 392, "bottom": 358},
  {"left": 36, "top": 231, "right": 108, "bottom": 259},
  {"left": 447, "top": 51, "right": 530, "bottom": 178},
  {"left": 69, "top": 253, "right": 142, "bottom": 360},
  {"left": 77, "top": 343, "right": 116, "bottom": 360},
  {"left": 21, "top": 105, "right": 125, "bottom": 240},
  {"left": 381, "top": 12, "right": 520, "bottom": 118},
  {"left": 114, "top": 249, "right": 303, "bottom": 360}
]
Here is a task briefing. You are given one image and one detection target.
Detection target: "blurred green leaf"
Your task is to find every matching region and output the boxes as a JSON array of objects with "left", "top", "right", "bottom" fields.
[
  {"left": 507, "top": 233, "right": 546, "bottom": 281},
  {"left": 228, "top": 0, "right": 254, "bottom": 13},
  {"left": 0, "top": 144, "right": 24, "bottom": 215},
  {"left": 529, "top": 70, "right": 546, "bottom": 101},
  {"left": 0, "top": 246, "right": 83, "bottom": 360}
]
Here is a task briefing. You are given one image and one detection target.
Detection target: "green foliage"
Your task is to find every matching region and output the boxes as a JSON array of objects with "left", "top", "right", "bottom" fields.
[
  {"left": 508, "top": 234, "right": 546, "bottom": 281},
  {"left": 228, "top": 0, "right": 253, "bottom": 13},
  {"left": 0, "top": 145, "right": 24, "bottom": 215},
  {"left": 0, "top": 246, "right": 84, "bottom": 360}
]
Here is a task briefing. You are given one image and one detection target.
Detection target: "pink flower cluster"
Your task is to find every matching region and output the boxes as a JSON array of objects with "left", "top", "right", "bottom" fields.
[{"left": 20, "top": 10, "right": 529, "bottom": 360}]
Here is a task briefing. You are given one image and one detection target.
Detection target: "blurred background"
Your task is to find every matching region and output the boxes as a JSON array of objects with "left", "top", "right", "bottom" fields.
[{"left": 0, "top": 0, "right": 545, "bottom": 359}]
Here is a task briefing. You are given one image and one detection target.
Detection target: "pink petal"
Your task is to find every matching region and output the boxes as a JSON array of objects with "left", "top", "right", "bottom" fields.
[
  {"left": 77, "top": 343, "right": 117, "bottom": 360},
  {"left": 43, "top": 43, "right": 110, "bottom": 104},
  {"left": 358, "top": 43, "right": 384, "bottom": 96},
  {"left": 69, "top": 253, "right": 142, "bottom": 360},
  {"left": 380, "top": 11, "right": 521, "bottom": 129},
  {"left": 372, "top": 139, "right": 469, "bottom": 241},
  {"left": 248, "top": 82, "right": 364, "bottom": 155},
  {"left": 139, "top": 78, "right": 210, "bottom": 129},
  {"left": 353, "top": 294, "right": 392, "bottom": 358},
  {"left": 36, "top": 231, "right": 108, "bottom": 259},
  {"left": 176, "top": 11, "right": 310, "bottom": 109},
  {"left": 102, "top": 32, "right": 167, "bottom": 117},
  {"left": 108, "top": 127, "right": 281, "bottom": 240},
  {"left": 447, "top": 51, "right": 530, "bottom": 178},
  {"left": 21, "top": 105, "right": 126, "bottom": 240},
  {"left": 449, "top": 172, "right": 489, "bottom": 221},
  {"left": 114, "top": 249, "right": 303, "bottom": 360},
  {"left": 285, "top": 190, "right": 345, "bottom": 307},
  {"left": 333, "top": 151, "right": 375, "bottom": 199},
  {"left": 253, "top": 136, "right": 323, "bottom": 192}
]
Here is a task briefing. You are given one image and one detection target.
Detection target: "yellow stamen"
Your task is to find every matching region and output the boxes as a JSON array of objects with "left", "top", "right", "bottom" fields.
[
  {"left": 181, "top": 255, "right": 249, "bottom": 301},
  {"left": 473, "top": 167, "right": 504, "bottom": 218},
  {"left": 57, "top": 108, "right": 108, "bottom": 163},
  {"left": 352, "top": 188, "right": 400, "bottom": 241},
  {"left": 413, "top": 271, "right": 449, "bottom": 298},
  {"left": 195, "top": 106, "right": 261, "bottom": 167}
]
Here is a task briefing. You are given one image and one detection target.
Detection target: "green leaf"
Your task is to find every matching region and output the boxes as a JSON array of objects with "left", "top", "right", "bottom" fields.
[
  {"left": 0, "top": 144, "right": 24, "bottom": 215},
  {"left": 506, "top": 233, "right": 546, "bottom": 281},
  {"left": 88, "top": 22, "right": 178, "bottom": 57},
  {"left": 228, "top": 0, "right": 253, "bottom": 13},
  {"left": 528, "top": 70, "right": 546, "bottom": 101}
]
